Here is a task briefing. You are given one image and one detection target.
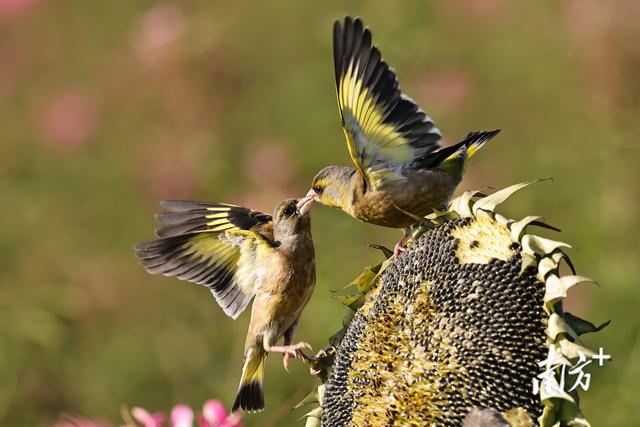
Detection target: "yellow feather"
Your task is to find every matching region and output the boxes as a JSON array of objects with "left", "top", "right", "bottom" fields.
[
  {"left": 205, "top": 218, "right": 228, "bottom": 226},
  {"left": 210, "top": 223, "right": 236, "bottom": 232},
  {"left": 205, "top": 212, "right": 229, "bottom": 219}
]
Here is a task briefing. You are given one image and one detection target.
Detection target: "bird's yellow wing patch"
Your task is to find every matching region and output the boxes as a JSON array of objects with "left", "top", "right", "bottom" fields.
[
  {"left": 334, "top": 17, "right": 442, "bottom": 186},
  {"left": 135, "top": 201, "right": 273, "bottom": 319}
]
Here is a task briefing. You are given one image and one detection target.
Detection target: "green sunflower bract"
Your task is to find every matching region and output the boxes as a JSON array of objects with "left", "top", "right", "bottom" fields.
[{"left": 300, "top": 182, "right": 605, "bottom": 427}]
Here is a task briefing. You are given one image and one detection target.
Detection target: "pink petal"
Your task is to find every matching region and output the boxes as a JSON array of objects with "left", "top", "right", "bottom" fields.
[
  {"left": 170, "top": 404, "right": 194, "bottom": 427},
  {"left": 37, "top": 89, "right": 100, "bottom": 154},
  {"left": 417, "top": 69, "right": 473, "bottom": 114},
  {"left": 202, "top": 400, "right": 227, "bottom": 426},
  {"left": 131, "top": 407, "right": 166, "bottom": 427},
  {"left": 243, "top": 140, "right": 295, "bottom": 188},
  {"left": 131, "top": 2, "right": 186, "bottom": 66},
  {"left": 221, "top": 412, "right": 242, "bottom": 427},
  {"left": 0, "top": 0, "right": 39, "bottom": 18},
  {"left": 196, "top": 413, "right": 212, "bottom": 427}
]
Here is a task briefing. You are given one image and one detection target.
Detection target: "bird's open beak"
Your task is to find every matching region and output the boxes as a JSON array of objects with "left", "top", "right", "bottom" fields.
[{"left": 296, "top": 192, "right": 315, "bottom": 216}]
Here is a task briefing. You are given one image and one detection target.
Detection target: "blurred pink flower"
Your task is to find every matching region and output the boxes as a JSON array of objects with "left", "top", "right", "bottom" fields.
[
  {"left": 132, "top": 2, "right": 186, "bottom": 66},
  {"left": 131, "top": 407, "right": 166, "bottom": 427},
  {"left": 199, "top": 400, "right": 242, "bottom": 427},
  {"left": 244, "top": 139, "right": 295, "bottom": 188},
  {"left": 143, "top": 148, "right": 199, "bottom": 200},
  {"left": 128, "top": 399, "right": 242, "bottom": 427},
  {"left": 0, "top": 0, "right": 39, "bottom": 19},
  {"left": 37, "top": 89, "right": 100, "bottom": 154},
  {"left": 418, "top": 68, "right": 473, "bottom": 113},
  {"left": 234, "top": 138, "right": 298, "bottom": 212},
  {"left": 52, "top": 400, "right": 240, "bottom": 427},
  {"left": 170, "top": 405, "right": 193, "bottom": 427},
  {"left": 562, "top": 0, "right": 640, "bottom": 111}
]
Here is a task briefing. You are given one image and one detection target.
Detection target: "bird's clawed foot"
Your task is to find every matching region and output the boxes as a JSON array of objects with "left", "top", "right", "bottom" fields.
[
  {"left": 392, "top": 233, "right": 409, "bottom": 258},
  {"left": 270, "top": 342, "right": 312, "bottom": 371},
  {"left": 392, "top": 223, "right": 435, "bottom": 259}
]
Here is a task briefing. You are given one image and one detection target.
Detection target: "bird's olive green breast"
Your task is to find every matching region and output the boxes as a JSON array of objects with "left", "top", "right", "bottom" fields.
[
  {"left": 251, "top": 237, "right": 315, "bottom": 335},
  {"left": 352, "top": 169, "right": 457, "bottom": 228}
]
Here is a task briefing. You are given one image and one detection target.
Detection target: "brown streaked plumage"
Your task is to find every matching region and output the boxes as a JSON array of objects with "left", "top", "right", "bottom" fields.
[
  {"left": 134, "top": 197, "right": 315, "bottom": 413},
  {"left": 300, "top": 17, "right": 500, "bottom": 243}
]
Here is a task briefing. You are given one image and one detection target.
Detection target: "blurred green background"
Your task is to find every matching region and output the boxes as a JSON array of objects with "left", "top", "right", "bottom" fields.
[{"left": 1, "top": 0, "right": 638, "bottom": 425}]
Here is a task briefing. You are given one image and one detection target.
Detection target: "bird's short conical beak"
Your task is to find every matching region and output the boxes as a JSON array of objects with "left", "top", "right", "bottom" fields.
[
  {"left": 296, "top": 192, "right": 315, "bottom": 216},
  {"left": 305, "top": 188, "right": 317, "bottom": 200}
]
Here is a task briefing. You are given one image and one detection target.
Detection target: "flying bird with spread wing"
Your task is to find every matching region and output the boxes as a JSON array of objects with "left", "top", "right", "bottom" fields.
[
  {"left": 135, "top": 197, "right": 315, "bottom": 412},
  {"left": 299, "top": 17, "right": 500, "bottom": 254}
]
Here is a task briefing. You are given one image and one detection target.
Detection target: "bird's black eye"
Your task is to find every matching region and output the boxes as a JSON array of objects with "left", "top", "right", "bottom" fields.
[
  {"left": 283, "top": 206, "right": 296, "bottom": 217},
  {"left": 313, "top": 185, "right": 323, "bottom": 194}
]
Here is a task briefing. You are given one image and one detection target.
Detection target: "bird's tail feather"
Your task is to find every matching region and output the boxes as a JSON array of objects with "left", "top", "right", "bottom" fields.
[
  {"left": 463, "top": 129, "right": 501, "bottom": 160},
  {"left": 232, "top": 347, "right": 266, "bottom": 412},
  {"left": 438, "top": 129, "right": 501, "bottom": 177}
]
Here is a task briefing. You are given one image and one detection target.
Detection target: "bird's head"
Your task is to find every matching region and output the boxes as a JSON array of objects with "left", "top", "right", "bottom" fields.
[
  {"left": 273, "top": 198, "right": 312, "bottom": 242},
  {"left": 301, "top": 166, "right": 356, "bottom": 211}
]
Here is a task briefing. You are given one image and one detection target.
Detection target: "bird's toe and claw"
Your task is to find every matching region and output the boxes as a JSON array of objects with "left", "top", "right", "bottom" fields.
[
  {"left": 391, "top": 233, "right": 410, "bottom": 259},
  {"left": 270, "top": 342, "right": 312, "bottom": 371},
  {"left": 391, "top": 222, "right": 437, "bottom": 259}
]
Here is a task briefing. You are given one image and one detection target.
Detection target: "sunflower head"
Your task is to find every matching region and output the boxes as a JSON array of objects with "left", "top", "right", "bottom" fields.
[{"left": 302, "top": 182, "right": 606, "bottom": 427}]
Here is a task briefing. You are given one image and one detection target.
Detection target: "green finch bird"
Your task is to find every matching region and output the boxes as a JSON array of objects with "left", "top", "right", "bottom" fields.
[
  {"left": 299, "top": 17, "right": 500, "bottom": 253},
  {"left": 134, "top": 197, "right": 315, "bottom": 412}
]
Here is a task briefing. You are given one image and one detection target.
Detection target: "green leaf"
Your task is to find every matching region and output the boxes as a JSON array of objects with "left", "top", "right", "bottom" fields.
[
  {"left": 561, "top": 275, "right": 599, "bottom": 289},
  {"left": 472, "top": 180, "right": 546, "bottom": 215},
  {"left": 449, "top": 190, "right": 481, "bottom": 217},
  {"left": 300, "top": 407, "right": 323, "bottom": 425},
  {"left": 544, "top": 275, "right": 598, "bottom": 307},
  {"left": 548, "top": 313, "right": 579, "bottom": 341},
  {"left": 522, "top": 235, "right": 571, "bottom": 257},
  {"left": 538, "top": 256, "right": 559, "bottom": 281},
  {"left": 563, "top": 312, "right": 610, "bottom": 336},
  {"left": 558, "top": 337, "right": 596, "bottom": 360},
  {"left": 369, "top": 244, "right": 394, "bottom": 259},
  {"left": 511, "top": 216, "right": 545, "bottom": 241},
  {"left": 294, "top": 389, "right": 320, "bottom": 408},
  {"left": 332, "top": 262, "right": 382, "bottom": 295},
  {"left": 558, "top": 398, "right": 591, "bottom": 427},
  {"left": 538, "top": 400, "right": 561, "bottom": 427},
  {"left": 332, "top": 294, "right": 358, "bottom": 305},
  {"left": 519, "top": 252, "right": 538, "bottom": 276},
  {"left": 351, "top": 263, "right": 383, "bottom": 293},
  {"left": 539, "top": 374, "right": 575, "bottom": 402},
  {"left": 529, "top": 220, "right": 561, "bottom": 233},
  {"left": 393, "top": 203, "right": 429, "bottom": 222},
  {"left": 538, "top": 252, "right": 576, "bottom": 284},
  {"left": 561, "top": 251, "right": 577, "bottom": 275},
  {"left": 423, "top": 210, "right": 458, "bottom": 225},
  {"left": 493, "top": 213, "right": 512, "bottom": 227}
]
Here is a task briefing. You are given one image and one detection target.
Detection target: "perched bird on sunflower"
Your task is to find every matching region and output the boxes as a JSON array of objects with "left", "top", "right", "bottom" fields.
[
  {"left": 135, "top": 197, "right": 315, "bottom": 412},
  {"left": 299, "top": 17, "right": 500, "bottom": 254}
]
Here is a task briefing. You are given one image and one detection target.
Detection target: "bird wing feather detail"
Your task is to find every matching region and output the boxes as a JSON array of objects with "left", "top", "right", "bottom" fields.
[
  {"left": 334, "top": 17, "right": 442, "bottom": 187},
  {"left": 134, "top": 201, "right": 274, "bottom": 319}
]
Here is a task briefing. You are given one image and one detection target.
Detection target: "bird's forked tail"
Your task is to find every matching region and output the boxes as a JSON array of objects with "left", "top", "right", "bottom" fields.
[
  {"left": 232, "top": 347, "right": 266, "bottom": 413},
  {"left": 437, "top": 129, "right": 501, "bottom": 178}
]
